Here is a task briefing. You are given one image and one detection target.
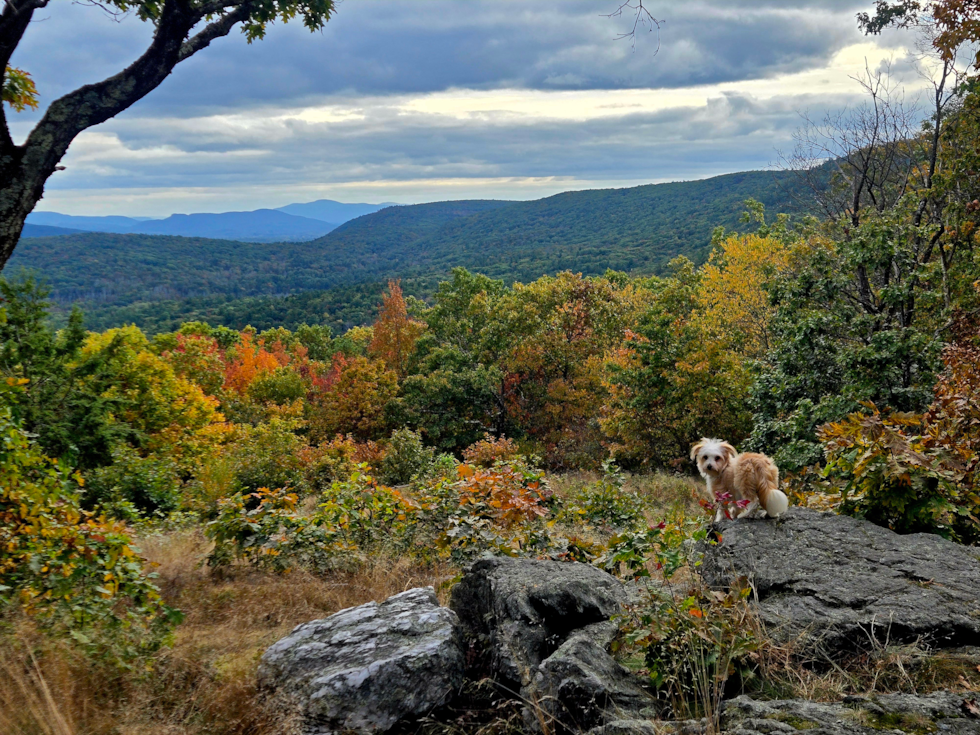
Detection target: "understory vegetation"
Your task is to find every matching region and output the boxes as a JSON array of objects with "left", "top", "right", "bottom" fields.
[{"left": 4, "top": 13, "right": 980, "bottom": 735}]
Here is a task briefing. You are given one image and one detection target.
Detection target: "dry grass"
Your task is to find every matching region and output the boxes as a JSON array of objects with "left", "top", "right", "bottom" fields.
[
  {"left": 751, "top": 632, "right": 980, "bottom": 703},
  {"left": 550, "top": 470, "right": 706, "bottom": 520},
  {"left": 5, "top": 471, "right": 973, "bottom": 735},
  {"left": 0, "top": 640, "right": 77, "bottom": 735},
  {"left": 0, "top": 529, "right": 456, "bottom": 735}
]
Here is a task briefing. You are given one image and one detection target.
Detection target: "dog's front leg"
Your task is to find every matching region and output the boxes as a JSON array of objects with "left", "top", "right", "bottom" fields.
[
  {"left": 714, "top": 506, "right": 726, "bottom": 523},
  {"left": 736, "top": 500, "right": 759, "bottom": 519}
]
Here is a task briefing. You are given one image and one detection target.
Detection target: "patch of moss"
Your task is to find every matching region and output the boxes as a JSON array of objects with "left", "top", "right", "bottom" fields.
[
  {"left": 849, "top": 709, "right": 939, "bottom": 734},
  {"left": 766, "top": 712, "right": 820, "bottom": 730}
]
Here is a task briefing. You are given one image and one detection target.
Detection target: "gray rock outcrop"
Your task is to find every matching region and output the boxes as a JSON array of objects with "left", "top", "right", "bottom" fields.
[
  {"left": 721, "top": 691, "right": 980, "bottom": 734},
  {"left": 700, "top": 507, "right": 980, "bottom": 654},
  {"left": 257, "top": 587, "right": 464, "bottom": 735},
  {"left": 531, "top": 633, "right": 658, "bottom": 731},
  {"left": 449, "top": 556, "right": 629, "bottom": 688},
  {"left": 449, "top": 556, "right": 656, "bottom": 732}
]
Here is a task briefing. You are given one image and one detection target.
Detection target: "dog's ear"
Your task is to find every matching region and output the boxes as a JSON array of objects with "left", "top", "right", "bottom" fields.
[
  {"left": 720, "top": 441, "right": 737, "bottom": 460},
  {"left": 690, "top": 439, "right": 706, "bottom": 462}
]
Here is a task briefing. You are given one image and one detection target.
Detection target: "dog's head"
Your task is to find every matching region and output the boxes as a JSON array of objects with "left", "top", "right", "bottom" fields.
[{"left": 690, "top": 438, "right": 736, "bottom": 478}]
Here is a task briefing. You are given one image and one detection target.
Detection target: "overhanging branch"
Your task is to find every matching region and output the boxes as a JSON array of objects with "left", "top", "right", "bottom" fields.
[{"left": 179, "top": 3, "right": 250, "bottom": 62}]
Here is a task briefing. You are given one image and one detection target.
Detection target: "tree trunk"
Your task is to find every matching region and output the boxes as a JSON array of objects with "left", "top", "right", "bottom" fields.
[
  {"left": 0, "top": 148, "right": 38, "bottom": 267},
  {"left": 0, "top": 0, "right": 252, "bottom": 272}
]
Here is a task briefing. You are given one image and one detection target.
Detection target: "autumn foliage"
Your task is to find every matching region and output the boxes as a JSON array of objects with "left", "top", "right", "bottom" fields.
[
  {"left": 368, "top": 280, "right": 424, "bottom": 377},
  {"left": 813, "top": 317, "right": 980, "bottom": 543}
]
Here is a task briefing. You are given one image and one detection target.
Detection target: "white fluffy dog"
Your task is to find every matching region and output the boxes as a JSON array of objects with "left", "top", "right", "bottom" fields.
[{"left": 691, "top": 438, "right": 789, "bottom": 523}]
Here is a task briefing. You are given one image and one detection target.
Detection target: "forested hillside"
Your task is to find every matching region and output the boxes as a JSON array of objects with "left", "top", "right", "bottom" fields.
[
  {"left": 8, "top": 171, "right": 812, "bottom": 331},
  {"left": 20, "top": 223, "right": 83, "bottom": 238}
]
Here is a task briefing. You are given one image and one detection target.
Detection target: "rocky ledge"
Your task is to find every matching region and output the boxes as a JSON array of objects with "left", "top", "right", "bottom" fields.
[
  {"left": 257, "top": 587, "right": 464, "bottom": 734},
  {"left": 699, "top": 507, "right": 980, "bottom": 655},
  {"left": 258, "top": 509, "right": 980, "bottom": 734}
]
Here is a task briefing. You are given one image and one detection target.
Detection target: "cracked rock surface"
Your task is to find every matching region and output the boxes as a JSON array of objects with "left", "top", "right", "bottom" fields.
[
  {"left": 450, "top": 556, "right": 656, "bottom": 731},
  {"left": 449, "top": 556, "right": 629, "bottom": 689},
  {"left": 257, "top": 587, "right": 464, "bottom": 735},
  {"left": 720, "top": 691, "right": 980, "bottom": 734},
  {"left": 699, "top": 508, "right": 980, "bottom": 654}
]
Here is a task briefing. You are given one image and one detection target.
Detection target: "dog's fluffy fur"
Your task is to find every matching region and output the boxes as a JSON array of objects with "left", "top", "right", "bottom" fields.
[{"left": 690, "top": 438, "right": 788, "bottom": 522}]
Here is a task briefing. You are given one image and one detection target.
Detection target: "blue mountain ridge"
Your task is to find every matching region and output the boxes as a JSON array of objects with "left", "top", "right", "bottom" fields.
[{"left": 23, "top": 199, "right": 395, "bottom": 243}]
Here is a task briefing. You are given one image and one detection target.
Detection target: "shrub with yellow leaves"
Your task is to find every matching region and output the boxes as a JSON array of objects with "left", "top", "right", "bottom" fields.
[{"left": 0, "top": 381, "right": 179, "bottom": 666}]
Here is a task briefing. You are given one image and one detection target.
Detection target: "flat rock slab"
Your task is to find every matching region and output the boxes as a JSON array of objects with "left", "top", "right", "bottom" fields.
[
  {"left": 700, "top": 508, "right": 980, "bottom": 654},
  {"left": 449, "top": 556, "right": 628, "bottom": 689},
  {"left": 721, "top": 692, "right": 980, "bottom": 734},
  {"left": 257, "top": 587, "right": 464, "bottom": 735}
]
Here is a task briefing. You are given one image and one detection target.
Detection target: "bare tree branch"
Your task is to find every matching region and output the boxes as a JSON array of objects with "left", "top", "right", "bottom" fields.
[{"left": 603, "top": 0, "right": 662, "bottom": 54}]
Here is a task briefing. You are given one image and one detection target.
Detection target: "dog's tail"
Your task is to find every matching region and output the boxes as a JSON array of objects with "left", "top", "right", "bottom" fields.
[
  {"left": 763, "top": 487, "right": 789, "bottom": 517},
  {"left": 754, "top": 461, "right": 788, "bottom": 518}
]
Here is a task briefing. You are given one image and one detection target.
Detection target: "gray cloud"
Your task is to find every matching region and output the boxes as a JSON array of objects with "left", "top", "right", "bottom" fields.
[
  {"left": 12, "top": 0, "right": 893, "bottom": 117},
  {"left": 8, "top": 0, "right": 925, "bottom": 215},
  {"left": 42, "top": 90, "right": 853, "bottom": 195}
]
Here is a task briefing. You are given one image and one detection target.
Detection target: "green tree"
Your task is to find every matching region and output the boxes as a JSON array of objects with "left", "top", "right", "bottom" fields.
[
  {"left": 0, "top": 0, "right": 336, "bottom": 269},
  {"left": 602, "top": 259, "right": 752, "bottom": 467},
  {"left": 0, "top": 276, "right": 124, "bottom": 468},
  {"left": 391, "top": 269, "right": 512, "bottom": 453}
]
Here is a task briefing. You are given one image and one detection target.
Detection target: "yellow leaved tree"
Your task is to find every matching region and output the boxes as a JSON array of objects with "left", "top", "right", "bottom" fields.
[
  {"left": 692, "top": 233, "right": 793, "bottom": 361},
  {"left": 81, "top": 326, "right": 229, "bottom": 472}
]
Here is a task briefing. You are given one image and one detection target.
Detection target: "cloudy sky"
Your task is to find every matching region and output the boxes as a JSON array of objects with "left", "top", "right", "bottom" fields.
[{"left": 9, "top": 0, "right": 927, "bottom": 216}]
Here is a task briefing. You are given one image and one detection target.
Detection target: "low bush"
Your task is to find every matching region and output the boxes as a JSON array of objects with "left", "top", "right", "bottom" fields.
[
  {"left": 299, "top": 434, "right": 385, "bottom": 491},
  {"left": 226, "top": 418, "right": 307, "bottom": 494},
  {"left": 207, "top": 467, "right": 414, "bottom": 572},
  {"left": 562, "top": 460, "right": 646, "bottom": 531},
  {"left": 612, "top": 518, "right": 760, "bottom": 727},
  {"left": 205, "top": 486, "right": 342, "bottom": 573},
  {"left": 439, "top": 461, "right": 555, "bottom": 561},
  {"left": 83, "top": 446, "right": 183, "bottom": 520},
  {"left": 461, "top": 433, "right": 522, "bottom": 467},
  {"left": 808, "top": 331, "right": 980, "bottom": 544},
  {"left": 319, "top": 466, "right": 415, "bottom": 551},
  {"left": 0, "top": 390, "right": 179, "bottom": 667},
  {"left": 379, "top": 428, "right": 435, "bottom": 485}
]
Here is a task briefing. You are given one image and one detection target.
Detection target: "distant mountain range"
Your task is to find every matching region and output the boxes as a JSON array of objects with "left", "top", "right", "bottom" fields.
[
  {"left": 23, "top": 199, "right": 393, "bottom": 243},
  {"left": 21, "top": 224, "right": 83, "bottom": 238},
  {"left": 8, "top": 170, "right": 818, "bottom": 333}
]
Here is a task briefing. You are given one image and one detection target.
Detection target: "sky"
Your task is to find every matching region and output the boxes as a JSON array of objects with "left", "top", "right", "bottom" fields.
[{"left": 9, "top": 0, "right": 930, "bottom": 217}]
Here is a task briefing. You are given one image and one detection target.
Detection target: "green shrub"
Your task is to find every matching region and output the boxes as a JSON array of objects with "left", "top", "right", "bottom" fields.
[
  {"left": 0, "top": 390, "right": 179, "bottom": 666},
  {"left": 83, "top": 447, "right": 182, "bottom": 520},
  {"left": 806, "top": 333, "right": 980, "bottom": 544},
  {"left": 611, "top": 518, "right": 759, "bottom": 723},
  {"left": 631, "top": 579, "right": 759, "bottom": 719},
  {"left": 228, "top": 418, "right": 306, "bottom": 493},
  {"left": 379, "top": 428, "right": 435, "bottom": 485},
  {"left": 319, "top": 466, "right": 414, "bottom": 550},
  {"left": 206, "top": 465, "right": 417, "bottom": 572},
  {"left": 565, "top": 460, "right": 645, "bottom": 531},
  {"left": 206, "top": 486, "right": 342, "bottom": 572}
]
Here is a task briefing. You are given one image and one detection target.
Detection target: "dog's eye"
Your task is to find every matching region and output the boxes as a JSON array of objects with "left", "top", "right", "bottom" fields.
[{"left": 714, "top": 456, "right": 720, "bottom": 461}]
